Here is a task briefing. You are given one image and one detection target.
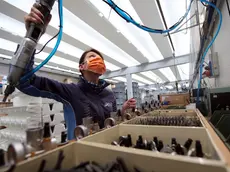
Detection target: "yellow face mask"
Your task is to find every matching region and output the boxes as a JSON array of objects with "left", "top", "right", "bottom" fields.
[{"left": 83, "top": 56, "right": 106, "bottom": 75}]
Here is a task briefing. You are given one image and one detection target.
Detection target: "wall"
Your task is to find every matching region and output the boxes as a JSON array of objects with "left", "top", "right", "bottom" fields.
[
  {"left": 211, "top": 2, "right": 230, "bottom": 87},
  {"left": 191, "top": 1, "right": 230, "bottom": 89}
]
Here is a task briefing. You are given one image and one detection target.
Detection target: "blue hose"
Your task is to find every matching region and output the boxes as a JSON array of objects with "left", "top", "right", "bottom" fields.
[
  {"left": 196, "top": 0, "right": 222, "bottom": 104},
  {"left": 106, "top": 0, "right": 193, "bottom": 34},
  {"left": 21, "top": 0, "right": 63, "bottom": 82}
]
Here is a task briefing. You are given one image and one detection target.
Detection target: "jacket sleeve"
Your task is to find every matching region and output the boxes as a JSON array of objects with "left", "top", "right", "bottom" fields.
[
  {"left": 17, "top": 75, "right": 73, "bottom": 102},
  {"left": 16, "top": 52, "right": 73, "bottom": 102}
]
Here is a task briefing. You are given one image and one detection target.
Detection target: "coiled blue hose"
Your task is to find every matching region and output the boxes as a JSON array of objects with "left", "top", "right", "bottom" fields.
[
  {"left": 196, "top": 0, "right": 222, "bottom": 104},
  {"left": 106, "top": 0, "right": 193, "bottom": 34},
  {"left": 21, "top": 0, "right": 63, "bottom": 82}
]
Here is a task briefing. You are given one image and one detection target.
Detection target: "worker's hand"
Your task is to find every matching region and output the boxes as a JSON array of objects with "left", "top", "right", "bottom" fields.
[
  {"left": 24, "top": 3, "right": 52, "bottom": 33},
  {"left": 122, "top": 98, "right": 136, "bottom": 111}
]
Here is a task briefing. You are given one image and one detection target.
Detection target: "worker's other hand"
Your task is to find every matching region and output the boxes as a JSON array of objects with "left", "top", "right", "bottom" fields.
[
  {"left": 24, "top": 3, "right": 52, "bottom": 33},
  {"left": 122, "top": 98, "right": 136, "bottom": 111}
]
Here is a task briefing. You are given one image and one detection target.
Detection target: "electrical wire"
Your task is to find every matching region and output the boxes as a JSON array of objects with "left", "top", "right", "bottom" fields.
[
  {"left": 21, "top": 0, "right": 63, "bottom": 82},
  {"left": 35, "top": 31, "right": 59, "bottom": 55},
  {"left": 196, "top": 0, "right": 222, "bottom": 104},
  {"left": 102, "top": 0, "right": 194, "bottom": 34}
]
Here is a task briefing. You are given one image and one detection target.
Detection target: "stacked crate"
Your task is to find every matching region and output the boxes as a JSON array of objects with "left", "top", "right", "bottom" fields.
[
  {"left": 132, "top": 82, "right": 141, "bottom": 108},
  {"left": 0, "top": 93, "right": 67, "bottom": 150},
  {"left": 11, "top": 109, "right": 230, "bottom": 172},
  {"left": 112, "top": 82, "right": 126, "bottom": 110}
]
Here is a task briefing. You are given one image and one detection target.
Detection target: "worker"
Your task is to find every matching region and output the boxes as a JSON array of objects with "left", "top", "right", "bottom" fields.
[{"left": 17, "top": 4, "right": 136, "bottom": 140}]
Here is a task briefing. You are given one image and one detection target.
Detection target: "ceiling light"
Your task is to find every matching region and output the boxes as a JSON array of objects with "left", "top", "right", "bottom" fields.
[
  {"left": 89, "top": 0, "right": 164, "bottom": 62},
  {"left": 159, "top": 67, "right": 177, "bottom": 82},
  {"left": 34, "top": 62, "right": 80, "bottom": 75},
  {"left": 2, "top": 1, "right": 138, "bottom": 67},
  {"left": 0, "top": 53, "right": 12, "bottom": 59},
  {"left": 140, "top": 71, "right": 164, "bottom": 83},
  {"left": 132, "top": 74, "right": 154, "bottom": 85},
  {"left": 165, "top": 85, "right": 173, "bottom": 89},
  {"left": 0, "top": 13, "right": 120, "bottom": 71},
  {"left": 98, "top": 12, "right": 104, "bottom": 17},
  {"left": 0, "top": 38, "right": 78, "bottom": 70},
  {"left": 112, "top": 77, "right": 127, "bottom": 82}
]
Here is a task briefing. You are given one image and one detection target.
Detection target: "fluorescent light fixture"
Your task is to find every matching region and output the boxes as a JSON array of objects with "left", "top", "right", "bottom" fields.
[
  {"left": 165, "top": 85, "right": 173, "bottom": 89},
  {"left": 0, "top": 13, "right": 120, "bottom": 71},
  {"left": 105, "top": 79, "right": 118, "bottom": 83},
  {"left": 112, "top": 77, "right": 127, "bottom": 82},
  {"left": 140, "top": 71, "right": 164, "bottom": 83},
  {"left": 5, "top": 0, "right": 139, "bottom": 67},
  {"left": 0, "top": 38, "right": 78, "bottom": 70},
  {"left": 34, "top": 62, "right": 80, "bottom": 75},
  {"left": 36, "top": 52, "right": 78, "bottom": 69},
  {"left": 98, "top": 13, "right": 104, "bottom": 17},
  {"left": 89, "top": 0, "right": 164, "bottom": 62},
  {"left": 0, "top": 38, "right": 17, "bottom": 52},
  {"left": 0, "top": 53, "right": 12, "bottom": 59},
  {"left": 177, "top": 63, "right": 190, "bottom": 80},
  {"left": 159, "top": 67, "right": 176, "bottom": 82},
  {"left": 132, "top": 74, "right": 154, "bottom": 85}
]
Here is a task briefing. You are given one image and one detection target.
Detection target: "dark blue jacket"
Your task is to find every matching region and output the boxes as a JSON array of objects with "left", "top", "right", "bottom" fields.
[{"left": 17, "top": 56, "right": 117, "bottom": 140}]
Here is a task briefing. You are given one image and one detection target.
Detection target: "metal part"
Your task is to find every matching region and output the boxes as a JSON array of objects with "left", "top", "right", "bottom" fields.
[
  {"left": 104, "top": 118, "right": 116, "bottom": 128},
  {"left": 124, "top": 113, "right": 132, "bottom": 120},
  {"left": 7, "top": 142, "right": 26, "bottom": 164},
  {"left": 101, "top": 54, "right": 190, "bottom": 79},
  {"left": 74, "top": 125, "right": 88, "bottom": 139},
  {"left": 135, "top": 110, "right": 141, "bottom": 116},
  {"left": 26, "top": 128, "right": 43, "bottom": 151}
]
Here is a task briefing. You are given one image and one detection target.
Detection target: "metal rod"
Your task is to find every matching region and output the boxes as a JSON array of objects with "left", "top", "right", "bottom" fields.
[{"left": 156, "top": 0, "right": 175, "bottom": 52}]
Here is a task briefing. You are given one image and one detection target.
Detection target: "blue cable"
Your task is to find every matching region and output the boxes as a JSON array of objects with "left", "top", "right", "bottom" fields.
[
  {"left": 196, "top": 0, "right": 222, "bottom": 104},
  {"left": 105, "top": 0, "right": 193, "bottom": 34},
  {"left": 21, "top": 0, "right": 63, "bottom": 82}
]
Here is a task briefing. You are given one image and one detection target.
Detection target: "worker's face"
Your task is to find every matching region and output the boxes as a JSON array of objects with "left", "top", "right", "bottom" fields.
[{"left": 79, "top": 51, "right": 106, "bottom": 77}]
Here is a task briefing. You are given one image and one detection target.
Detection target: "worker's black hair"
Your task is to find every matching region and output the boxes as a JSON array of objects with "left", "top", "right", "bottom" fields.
[{"left": 79, "top": 48, "right": 104, "bottom": 65}]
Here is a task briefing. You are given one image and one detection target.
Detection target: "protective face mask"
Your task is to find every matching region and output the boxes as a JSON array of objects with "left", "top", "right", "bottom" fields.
[{"left": 83, "top": 56, "right": 106, "bottom": 75}]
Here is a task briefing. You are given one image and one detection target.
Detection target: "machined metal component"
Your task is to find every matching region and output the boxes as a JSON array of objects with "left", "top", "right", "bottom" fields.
[
  {"left": 124, "top": 113, "right": 131, "bottom": 120},
  {"left": 26, "top": 128, "right": 43, "bottom": 151},
  {"left": 104, "top": 118, "right": 116, "bottom": 128},
  {"left": 135, "top": 110, "right": 141, "bottom": 116},
  {"left": 74, "top": 125, "right": 88, "bottom": 139},
  {"left": 7, "top": 142, "right": 26, "bottom": 164}
]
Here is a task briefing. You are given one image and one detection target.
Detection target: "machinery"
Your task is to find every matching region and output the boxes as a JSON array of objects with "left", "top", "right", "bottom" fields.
[{"left": 2, "top": 0, "right": 56, "bottom": 102}]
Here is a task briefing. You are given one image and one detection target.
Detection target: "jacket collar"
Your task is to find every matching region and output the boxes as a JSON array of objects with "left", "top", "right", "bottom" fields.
[{"left": 78, "top": 76, "right": 110, "bottom": 93}]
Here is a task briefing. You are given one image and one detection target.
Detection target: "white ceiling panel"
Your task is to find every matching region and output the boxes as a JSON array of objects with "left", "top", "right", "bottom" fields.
[
  {"left": 0, "top": 0, "right": 192, "bottom": 84},
  {"left": 130, "top": 0, "right": 173, "bottom": 58}
]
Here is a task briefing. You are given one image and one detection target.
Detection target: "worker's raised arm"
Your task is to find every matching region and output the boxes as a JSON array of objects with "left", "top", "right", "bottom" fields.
[{"left": 15, "top": 3, "right": 74, "bottom": 103}]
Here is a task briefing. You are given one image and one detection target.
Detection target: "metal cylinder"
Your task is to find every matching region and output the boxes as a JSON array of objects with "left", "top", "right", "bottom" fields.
[
  {"left": 74, "top": 125, "right": 88, "bottom": 139},
  {"left": 7, "top": 142, "right": 26, "bottom": 164},
  {"left": 104, "top": 118, "right": 116, "bottom": 128}
]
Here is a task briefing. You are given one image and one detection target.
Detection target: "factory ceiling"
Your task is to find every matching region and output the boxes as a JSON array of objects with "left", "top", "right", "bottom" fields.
[{"left": 0, "top": 0, "right": 191, "bottom": 85}]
